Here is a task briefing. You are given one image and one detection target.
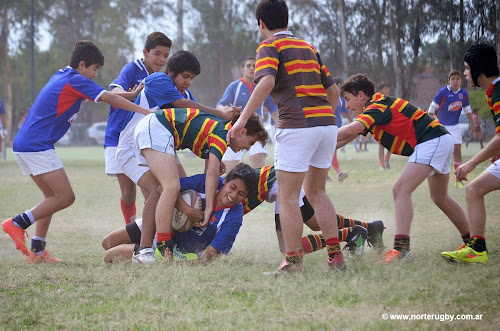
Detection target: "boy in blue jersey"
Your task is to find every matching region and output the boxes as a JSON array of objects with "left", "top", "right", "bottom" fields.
[
  {"left": 428, "top": 70, "right": 473, "bottom": 187},
  {"left": 117, "top": 51, "right": 241, "bottom": 263},
  {"left": 1, "top": 40, "right": 150, "bottom": 263},
  {"left": 442, "top": 43, "right": 500, "bottom": 264},
  {"left": 105, "top": 32, "right": 172, "bottom": 225},
  {"left": 101, "top": 163, "right": 258, "bottom": 264},
  {"left": 217, "top": 57, "right": 278, "bottom": 172}
]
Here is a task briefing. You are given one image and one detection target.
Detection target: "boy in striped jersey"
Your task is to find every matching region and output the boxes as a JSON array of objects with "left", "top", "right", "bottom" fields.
[
  {"left": 242, "top": 165, "right": 386, "bottom": 255},
  {"left": 228, "top": 0, "right": 345, "bottom": 272},
  {"left": 442, "top": 43, "right": 500, "bottom": 264},
  {"left": 337, "top": 74, "right": 470, "bottom": 264},
  {"left": 132, "top": 109, "right": 268, "bottom": 262}
]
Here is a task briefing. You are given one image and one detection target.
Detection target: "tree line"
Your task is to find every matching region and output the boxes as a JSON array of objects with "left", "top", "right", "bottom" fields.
[{"left": 0, "top": 0, "right": 497, "bottom": 138}]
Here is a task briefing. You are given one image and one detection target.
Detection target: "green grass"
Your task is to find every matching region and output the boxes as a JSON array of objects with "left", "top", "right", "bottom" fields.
[{"left": 1, "top": 143, "right": 499, "bottom": 330}]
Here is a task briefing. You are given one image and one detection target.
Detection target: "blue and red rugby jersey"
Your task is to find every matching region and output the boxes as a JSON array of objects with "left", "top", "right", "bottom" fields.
[{"left": 14, "top": 67, "right": 105, "bottom": 152}]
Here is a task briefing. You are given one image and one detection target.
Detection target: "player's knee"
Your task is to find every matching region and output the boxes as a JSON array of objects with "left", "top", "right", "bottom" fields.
[
  {"left": 59, "top": 191, "right": 75, "bottom": 208},
  {"left": 102, "top": 235, "right": 111, "bottom": 250},
  {"left": 465, "top": 181, "right": 482, "bottom": 199}
]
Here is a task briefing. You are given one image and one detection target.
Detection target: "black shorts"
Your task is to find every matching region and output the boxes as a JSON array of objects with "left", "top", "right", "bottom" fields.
[
  {"left": 275, "top": 195, "right": 315, "bottom": 231},
  {"left": 125, "top": 222, "right": 142, "bottom": 244}
]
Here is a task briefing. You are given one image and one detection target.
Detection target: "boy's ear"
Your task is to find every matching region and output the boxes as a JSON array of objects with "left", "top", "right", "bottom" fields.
[
  {"left": 77, "top": 60, "right": 87, "bottom": 70},
  {"left": 143, "top": 48, "right": 148, "bottom": 58},
  {"left": 166, "top": 68, "right": 174, "bottom": 77},
  {"left": 239, "top": 127, "right": 247, "bottom": 136}
]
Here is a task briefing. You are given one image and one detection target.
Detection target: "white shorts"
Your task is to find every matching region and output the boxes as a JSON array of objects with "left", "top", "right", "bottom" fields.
[
  {"left": 14, "top": 149, "right": 64, "bottom": 176},
  {"left": 134, "top": 113, "right": 176, "bottom": 166},
  {"left": 222, "top": 142, "right": 268, "bottom": 162},
  {"left": 443, "top": 124, "right": 462, "bottom": 144},
  {"left": 487, "top": 158, "right": 500, "bottom": 179},
  {"left": 120, "top": 154, "right": 150, "bottom": 184},
  {"left": 408, "top": 134, "right": 453, "bottom": 175},
  {"left": 274, "top": 126, "right": 337, "bottom": 172},
  {"left": 104, "top": 146, "right": 123, "bottom": 176}
]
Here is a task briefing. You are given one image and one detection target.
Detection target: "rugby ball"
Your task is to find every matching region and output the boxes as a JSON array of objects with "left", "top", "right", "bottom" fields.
[{"left": 172, "top": 189, "right": 202, "bottom": 232}]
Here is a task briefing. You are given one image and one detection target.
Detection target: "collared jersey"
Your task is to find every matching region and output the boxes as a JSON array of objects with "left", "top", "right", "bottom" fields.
[
  {"left": 356, "top": 93, "right": 448, "bottom": 156},
  {"left": 175, "top": 173, "right": 243, "bottom": 255},
  {"left": 242, "top": 165, "right": 276, "bottom": 214},
  {"left": 105, "top": 59, "right": 149, "bottom": 147},
  {"left": 430, "top": 86, "right": 471, "bottom": 125},
  {"left": 155, "top": 108, "right": 230, "bottom": 160},
  {"left": 217, "top": 78, "right": 277, "bottom": 119},
  {"left": 486, "top": 77, "right": 500, "bottom": 135},
  {"left": 254, "top": 31, "right": 336, "bottom": 129},
  {"left": 13, "top": 67, "right": 105, "bottom": 152},
  {"left": 117, "top": 73, "right": 190, "bottom": 152}
]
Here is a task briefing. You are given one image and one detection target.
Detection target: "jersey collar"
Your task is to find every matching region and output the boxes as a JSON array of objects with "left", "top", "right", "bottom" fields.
[
  {"left": 134, "top": 58, "right": 148, "bottom": 73},
  {"left": 273, "top": 30, "right": 293, "bottom": 37},
  {"left": 487, "top": 77, "right": 500, "bottom": 98}
]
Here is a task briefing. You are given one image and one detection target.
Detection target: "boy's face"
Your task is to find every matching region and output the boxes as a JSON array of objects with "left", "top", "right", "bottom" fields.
[
  {"left": 77, "top": 62, "right": 100, "bottom": 80},
  {"left": 449, "top": 74, "right": 462, "bottom": 91},
  {"left": 241, "top": 60, "right": 255, "bottom": 80},
  {"left": 463, "top": 62, "right": 475, "bottom": 87},
  {"left": 343, "top": 91, "right": 368, "bottom": 116},
  {"left": 143, "top": 45, "right": 170, "bottom": 73},
  {"left": 229, "top": 130, "right": 258, "bottom": 153},
  {"left": 170, "top": 70, "right": 197, "bottom": 94},
  {"left": 218, "top": 178, "right": 249, "bottom": 207}
]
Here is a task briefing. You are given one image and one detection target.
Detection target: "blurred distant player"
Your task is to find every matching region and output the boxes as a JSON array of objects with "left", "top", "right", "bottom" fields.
[
  {"left": 217, "top": 57, "right": 278, "bottom": 173},
  {"left": 428, "top": 70, "right": 473, "bottom": 187}
]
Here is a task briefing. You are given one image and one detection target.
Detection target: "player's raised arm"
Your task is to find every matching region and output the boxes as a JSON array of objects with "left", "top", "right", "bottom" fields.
[
  {"left": 99, "top": 91, "right": 150, "bottom": 115},
  {"left": 227, "top": 75, "right": 275, "bottom": 144}
]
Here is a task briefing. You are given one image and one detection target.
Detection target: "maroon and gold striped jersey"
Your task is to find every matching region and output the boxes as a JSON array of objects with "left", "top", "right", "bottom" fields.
[
  {"left": 486, "top": 78, "right": 500, "bottom": 135},
  {"left": 242, "top": 165, "right": 275, "bottom": 215},
  {"left": 154, "top": 108, "right": 230, "bottom": 160},
  {"left": 254, "top": 31, "right": 336, "bottom": 129},
  {"left": 356, "top": 93, "right": 448, "bottom": 156}
]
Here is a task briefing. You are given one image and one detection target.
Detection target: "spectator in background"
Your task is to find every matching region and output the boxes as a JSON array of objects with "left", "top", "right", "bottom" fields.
[{"left": 466, "top": 108, "right": 484, "bottom": 149}]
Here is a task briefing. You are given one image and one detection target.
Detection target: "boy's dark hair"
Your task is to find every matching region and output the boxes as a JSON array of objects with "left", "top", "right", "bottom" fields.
[
  {"left": 464, "top": 43, "right": 499, "bottom": 87},
  {"left": 166, "top": 50, "right": 201, "bottom": 77},
  {"left": 255, "top": 0, "right": 288, "bottom": 31},
  {"left": 340, "top": 74, "right": 375, "bottom": 98},
  {"left": 378, "top": 82, "right": 389, "bottom": 91},
  {"left": 69, "top": 40, "right": 104, "bottom": 69},
  {"left": 333, "top": 77, "right": 343, "bottom": 86},
  {"left": 231, "top": 113, "right": 269, "bottom": 147},
  {"left": 225, "top": 163, "right": 259, "bottom": 196},
  {"left": 448, "top": 69, "right": 462, "bottom": 80},
  {"left": 241, "top": 57, "right": 256, "bottom": 68},
  {"left": 144, "top": 32, "right": 172, "bottom": 52}
]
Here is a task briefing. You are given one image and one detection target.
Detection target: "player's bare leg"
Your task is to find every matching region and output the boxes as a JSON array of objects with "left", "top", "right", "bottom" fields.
[
  {"left": 465, "top": 171, "right": 500, "bottom": 237},
  {"left": 222, "top": 160, "right": 239, "bottom": 174},
  {"left": 392, "top": 163, "right": 432, "bottom": 236},
  {"left": 427, "top": 172, "right": 469, "bottom": 236}
]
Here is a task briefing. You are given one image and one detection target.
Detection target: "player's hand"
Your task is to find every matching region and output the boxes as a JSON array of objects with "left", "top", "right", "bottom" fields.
[
  {"left": 455, "top": 161, "right": 475, "bottom": 181},
  {"left": 220, "top": 106, "right": 241, "bottom": 121},
  {"left": 0, "top": 129, "right": 7, "bottom": 139},
  {"left": 128, "top": 82, "right": 145, "bottom": 98},
  {"left": 227, "top": 117, "right": 246, "bottom": 145},
  {"left": 491, "top": 153, "right": 500, "bottom": 163},
  {"left": 219, "top": 162, "right": 227, "bottom": 175},
  {"left": 187, "top": 208, "right": 203, "bottom": 223},
  {"left": 163, "top": 247, "right": 173, "bottom": 261}
]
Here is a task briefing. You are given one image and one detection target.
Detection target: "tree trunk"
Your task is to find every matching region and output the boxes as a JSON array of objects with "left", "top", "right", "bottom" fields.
[
  {"left": 1, "top": 5, "right": 12, "bottom": 146},
  {"left": 177, "top": 0, "right": 184, "bottom": 50},
  {"left": 449, "top": 0, "right": 453, "bottom": 72},
  {"left": 338, "top": 0, "right": 348, "bottom": 79},
  {"left": 459, "top": 0, "right": 464, "bottom": 73},
  {"left": 388, "top": 0, "right": 402, "bottom": 97}
]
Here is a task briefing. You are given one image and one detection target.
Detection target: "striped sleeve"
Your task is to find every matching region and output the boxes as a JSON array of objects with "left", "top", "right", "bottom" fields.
[
  {"left": 255, "top": 42, "right": 279, "bottom": 82},
  {"left": 207, "top": 133, "right": 228, "bottom": 160},
  {"left": 316, "top": 52, "right": 334, "bottom": 90}
]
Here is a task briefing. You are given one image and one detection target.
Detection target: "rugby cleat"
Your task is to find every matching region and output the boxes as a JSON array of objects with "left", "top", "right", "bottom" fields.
[
  {"left": 132, "top": 247, "right": 155, "bottom": 264},
  {"left": 2, "top": 218, "right": 30, "bottom": 256},
  {"left": 367, "top": 220, "right": 386, "bottom": 251},
  {"left": 344, "top": 225, "right": 368, "bottom": 255},
  {"left": 441, "top": 245, "right": 488, "bottom": 264},
  {"left": 25, "top": 251, "right": 62, "bottom": 264},
  {"left": 327, "top": 253, "right": 347, "bottom": 270},
  {"left": 378, "top": 248, "right": 414, "bottom": 264}
]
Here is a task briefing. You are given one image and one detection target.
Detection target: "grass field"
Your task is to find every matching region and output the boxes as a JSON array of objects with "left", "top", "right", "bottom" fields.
[{"left": 1, "top": 143, "right": 499, "bottom": 330}]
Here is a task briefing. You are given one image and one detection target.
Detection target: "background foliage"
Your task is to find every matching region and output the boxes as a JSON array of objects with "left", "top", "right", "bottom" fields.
[{"left": 0, "top": 0, "right": 498, "bottom": 136}]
